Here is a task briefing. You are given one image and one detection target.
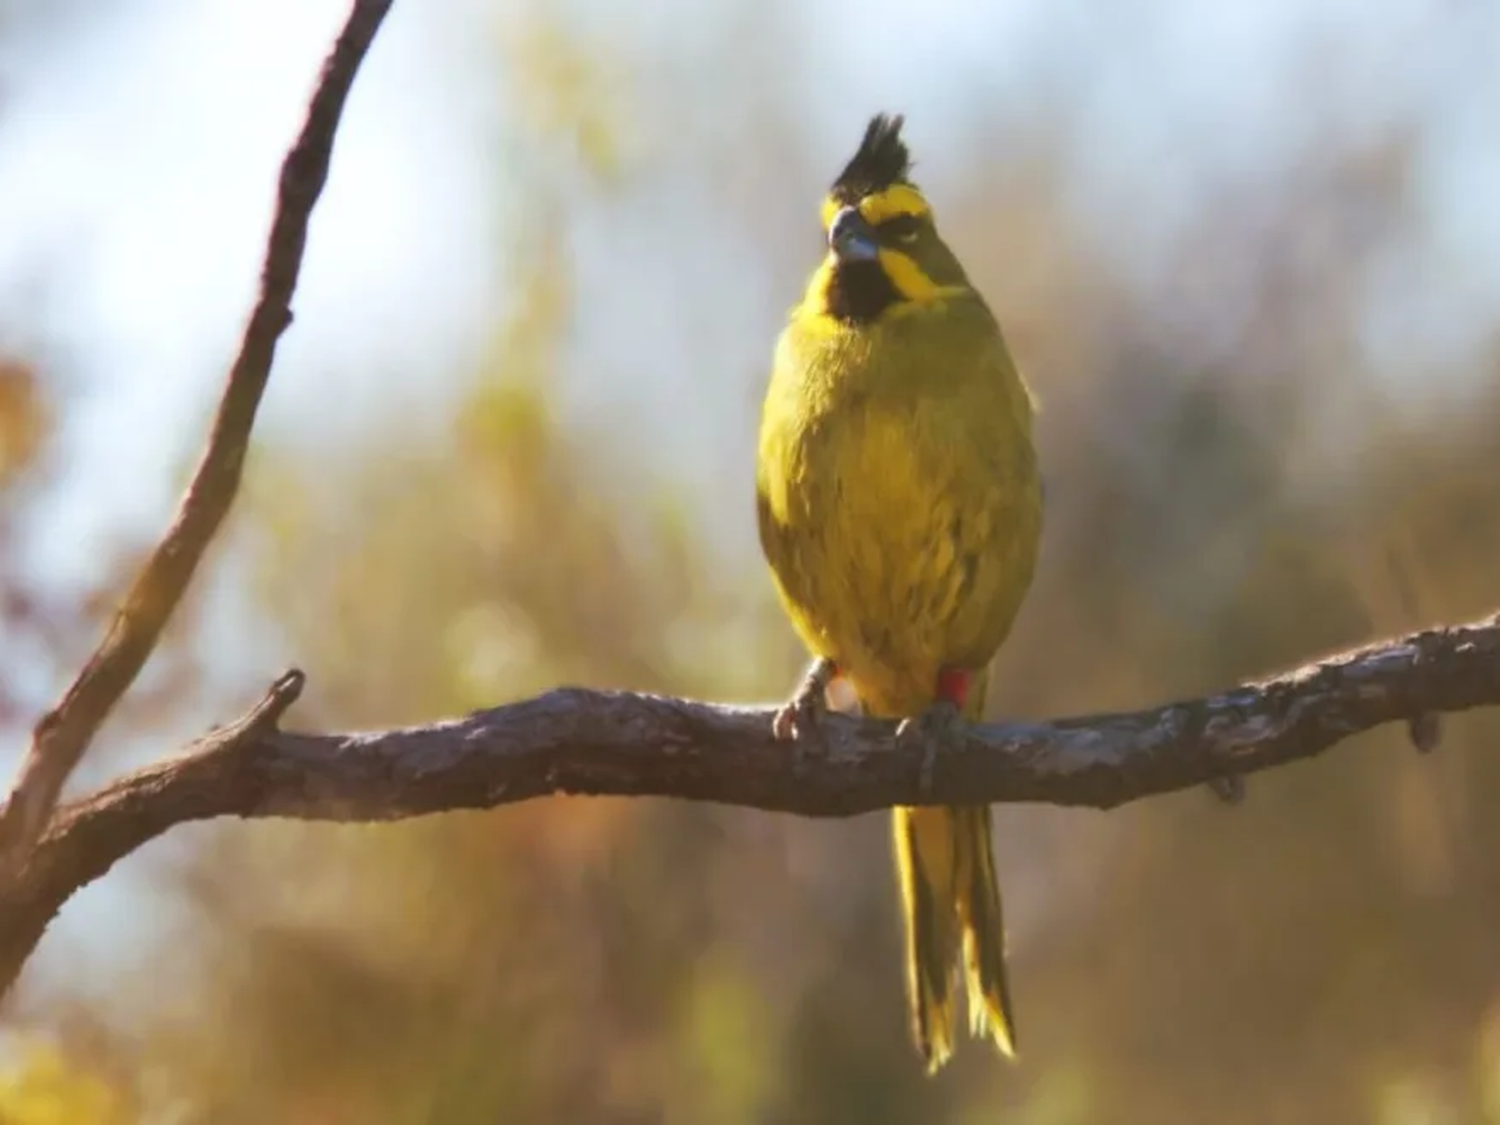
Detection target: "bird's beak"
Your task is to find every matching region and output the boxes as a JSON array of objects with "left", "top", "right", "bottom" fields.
[{"left": 828, "top": 206, "right": 879, "bottom": 263}]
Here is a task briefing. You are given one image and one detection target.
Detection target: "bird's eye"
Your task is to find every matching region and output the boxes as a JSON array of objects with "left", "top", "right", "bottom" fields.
[{"left": 883, "top": 215, "right": 922, "bottom": 243}]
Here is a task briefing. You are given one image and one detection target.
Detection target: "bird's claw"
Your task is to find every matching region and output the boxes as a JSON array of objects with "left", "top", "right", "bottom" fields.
[
  {"left": 772, "top": 658, "right": 837, "bottom": 773},
  {"left": 772, "top": 690, "right": 826, "bottom": 743},
  {"left": 772, "top": 657, "right": 836, "bottom": 740},
  {"left": 896, "top": 700, "right": 965, "bottom": 797}
]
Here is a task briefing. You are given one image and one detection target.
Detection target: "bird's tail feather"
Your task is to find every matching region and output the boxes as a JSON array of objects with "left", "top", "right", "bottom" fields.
[{"left": 881, "top": 670, "right": 1017, "bottom": 1072}]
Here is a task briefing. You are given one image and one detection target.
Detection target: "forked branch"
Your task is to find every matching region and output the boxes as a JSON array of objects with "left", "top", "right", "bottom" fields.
[{"left": 0, "top": 0, "right": 393, "bottom": 863}]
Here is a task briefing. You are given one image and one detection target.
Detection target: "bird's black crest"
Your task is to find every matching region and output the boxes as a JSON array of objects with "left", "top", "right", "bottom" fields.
[{"left": 831, "top": 114, "right": 913, "bottom": 205}]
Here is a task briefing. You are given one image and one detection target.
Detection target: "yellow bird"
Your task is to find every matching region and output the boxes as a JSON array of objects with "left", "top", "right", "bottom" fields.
[{"left": 756, "top": 114, "right": 1042, "bottom": 1072}]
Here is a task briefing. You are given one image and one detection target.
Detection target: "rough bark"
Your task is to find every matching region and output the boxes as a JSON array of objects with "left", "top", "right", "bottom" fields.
[{"left": 2, "top": 611, "right": 1496, "bottom": 996}]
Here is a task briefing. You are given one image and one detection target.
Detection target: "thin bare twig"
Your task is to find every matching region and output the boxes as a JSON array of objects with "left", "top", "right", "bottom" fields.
[
  {"left": 0, "top": 0, "right": 393, "bottom": 863},
  {"left": 0, "top": 611, "right": 1496, "bottom": 998}
]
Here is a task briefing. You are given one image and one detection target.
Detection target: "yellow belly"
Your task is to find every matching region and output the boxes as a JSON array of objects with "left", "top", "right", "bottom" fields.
[{"left": 758, "top": 370, "right": 1041, "bottom": 717}]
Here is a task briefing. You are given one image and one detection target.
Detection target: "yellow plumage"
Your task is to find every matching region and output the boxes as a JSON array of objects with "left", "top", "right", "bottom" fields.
[{"left": 755, "top": 115, "right": 1042, "bottom": 1072}]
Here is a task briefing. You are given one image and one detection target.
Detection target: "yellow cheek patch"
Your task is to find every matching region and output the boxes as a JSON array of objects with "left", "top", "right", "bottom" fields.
[
  {"left": 877, "top": 249, "right": 965, "bottom": 305},
  {"left": 858, "top": 184, "right": 931, "bottom": 226}
]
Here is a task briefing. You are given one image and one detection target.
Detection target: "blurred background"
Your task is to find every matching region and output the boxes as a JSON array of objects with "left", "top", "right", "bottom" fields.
[{"left": 0, "top": 0, "right": 1498, "bottom": 1120}]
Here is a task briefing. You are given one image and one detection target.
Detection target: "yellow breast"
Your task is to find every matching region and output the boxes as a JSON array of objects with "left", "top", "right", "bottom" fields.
[{"left": 755, "top": 295, "right": 1042, "bottom": 716}]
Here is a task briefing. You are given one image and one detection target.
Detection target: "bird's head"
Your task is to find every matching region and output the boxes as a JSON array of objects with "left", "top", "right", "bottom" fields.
[{"left": 810, "top": 114, "right": 971, "bottom": 324}]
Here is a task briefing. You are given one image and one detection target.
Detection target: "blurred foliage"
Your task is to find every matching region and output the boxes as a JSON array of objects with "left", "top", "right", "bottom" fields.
[
  {"left": 5, "top": 3, "right": 1500, "bottom": 1124},
  {"left": 0, "top": 1041, "right": 130, "bottom": 1125},
  {"left": 0, "top": 358, "right": 46, "bottom": 725},
  {"left": 503, "top": 13, "right": 633, "bottom": 185},
  {"left": 0, "top": 353, "right": 206, "bottom": 741},
  {"left": 0, "top": 359, "right": 45, "bottom": 492}
]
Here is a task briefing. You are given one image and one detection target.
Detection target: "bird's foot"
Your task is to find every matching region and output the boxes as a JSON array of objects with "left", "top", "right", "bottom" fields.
[
  {"left": 896, "top": 699, "right": 966, "bottom": 798},
  {"left": 772, "top": 657, "right": 838, "bottom": 774},
  {"left": 896, "top": 667, "right": 977, "bottom": 796}
]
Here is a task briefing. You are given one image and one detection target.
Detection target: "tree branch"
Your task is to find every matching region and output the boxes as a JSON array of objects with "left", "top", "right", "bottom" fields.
[
  {"left": 0, "top": 611, "right": 1496, "bottom": 997},
  {"left": 0, "top": 0, "right": 392, "bottom": 864}
]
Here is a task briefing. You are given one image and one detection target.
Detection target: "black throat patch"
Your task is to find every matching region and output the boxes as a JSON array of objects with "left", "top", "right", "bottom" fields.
[{"left": 825, "top": 259, "right": 901, "bottom": 324}]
